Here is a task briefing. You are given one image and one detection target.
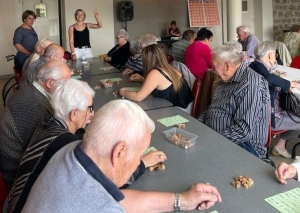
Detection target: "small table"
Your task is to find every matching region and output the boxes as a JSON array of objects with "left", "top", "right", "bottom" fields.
[
  {"left": 81, "top": 73, "right": 173, "bottom": 111},
  {"left": 129, "top": 107, "right": 300, "bottom": 213},
  {"left": 68, "top": 57, "right": 120, "bottom": 76}
]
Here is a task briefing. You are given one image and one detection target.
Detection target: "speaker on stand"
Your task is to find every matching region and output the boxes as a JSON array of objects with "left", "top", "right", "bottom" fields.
[{"left": 120, "top": 1, "right": 134, "bottom": 31}]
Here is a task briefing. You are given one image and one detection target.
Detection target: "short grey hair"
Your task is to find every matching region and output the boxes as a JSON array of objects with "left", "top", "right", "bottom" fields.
[
  {"left": 254, "top": 41, "right": 276, "bottom": 59},
  {"left": 212, "top": 45, "right": 242, "bottom": 65},
  {"left": 224, "top": 40, "right": 242, "bottom": 53},
  {"left": 130, "top": 38, "right": 142, "bottom": 55},
  {"left": 236, "top": 26, "right": 250, "bottom": 34},
  {"left": 51, "top": 79, "right": 95, "bottom": 120},
  {"left": 82, "top": 100, "right": 155, "bottom": 161},
  {"left": 36, "top": 38, "right": 52, "bottom": 48},
  {"left": 117, "top": 29, "right": 129, "bottom": 41},
  {"left": 138, "top": 34, "right": 157, "bottom": 48},
  {"left": 35, "top": 60, "right": 69, "bottom": 84},
  {"left": 44, "top": 43, "right": 63, "bottom": 58}
]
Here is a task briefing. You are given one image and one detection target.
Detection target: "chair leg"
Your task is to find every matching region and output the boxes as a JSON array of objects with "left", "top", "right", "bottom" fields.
[
  {"left": 292, "top": 142, "right": 300, "bottom": 158},
  {"left": 262, "top": 158, "right": 276, "bottom": 168}
]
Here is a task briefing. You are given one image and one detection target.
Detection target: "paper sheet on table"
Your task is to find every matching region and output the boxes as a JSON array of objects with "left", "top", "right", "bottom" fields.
[
  {"left": 265, "top": 188, "right": 300, "bottom": 213},
  {"left": 71, "top": 75, "right": 82, "bottom": 79},
  {"left": 99, "top": 78, "right": 122, "bottom": 82},
  {"left": 126, "top": 87, "right": 140, "bottom": 92},
  {"left": 157, "top": 115, "right": 189, "bottom": 127},
  {"left": 143, "top": 147, "right": 157, "bottom": 155},
  {"left": 99, "top": 67, "right": 114, "bottom": 71},
  {"left": 210, "top": 211, "right": 218, "bottom": 213}
]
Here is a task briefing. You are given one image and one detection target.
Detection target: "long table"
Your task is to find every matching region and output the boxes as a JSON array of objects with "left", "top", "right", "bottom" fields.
[
  {"left": 68, "top": 57, "right": 120, "bottom": 76},
  {"left": 129, "top": 107, "right": 300, "bottom": 213},
  {"left": 80, "top": 73, "right": 173, "bottom": 111},
  {"left": 276, "top": 65, "right": 300, "bottom": 99}
]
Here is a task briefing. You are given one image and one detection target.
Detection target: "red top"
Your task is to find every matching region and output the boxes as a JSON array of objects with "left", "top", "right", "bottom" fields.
[{"left": 184, "top": 41, "right": 212, "bottom": 79}]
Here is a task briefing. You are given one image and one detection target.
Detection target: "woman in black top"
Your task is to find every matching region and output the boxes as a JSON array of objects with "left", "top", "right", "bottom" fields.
[
  {"left": 69, "top": 9, "right": 102, "bottom": 60},
  {"left": 166, "top": 20, "right": 181, "bottom": 37},
  {"left": 249, "top": 41, "right": 300, "bottom": 158},
  {"left": 119, "top": 44, "right": 193, "bottom": 109},
  {"left": 105, "top": 29, "right": 131, "bottom": 69}
]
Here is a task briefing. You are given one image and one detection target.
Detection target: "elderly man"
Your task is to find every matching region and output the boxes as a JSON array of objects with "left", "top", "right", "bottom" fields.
[
  {"left": 199, "top": 45, "right": 270, "bottom": 158},
  {"left": 275, "top": 158, "right": 300, "bottom": 184},
  {"left": 22, "top": 38, "right": 52, "bottom": 72},
  {"left": 21, "top": 43, "right": 66, "bottom": 86},
  {"left": 0, "top": 60, "right": 71, "bottom": 190},
  {"left": 22, "top": 100, "right": 221, "bottom": 213},
  {"left": 236, "top": 26, "right": 259, "bottom": 59},
  {"left": 171, "top": 29, "right": 196, "bottom": 63}
]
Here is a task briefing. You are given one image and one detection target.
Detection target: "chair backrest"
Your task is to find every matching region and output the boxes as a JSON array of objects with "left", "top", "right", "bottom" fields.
[
  {"left": 63, "top": 51, "right": 72, "bottom": 60},
  {"left": 275, "top": 41, "right": 292, "bottom": 66},
  {"left": 166, "top": 54, "right": 174, "bottom": 64},
  {"left": 171, "top": 61, "right": 196, "bottom": 88},
  {"left": 290, "top": 56, "right": 300, "bottom": 69},
  {"left": 191, "top": 78, "right": 202, "bottom": 118},
  {"left": 0, "top": 173, "right": 8, "bottom": 212}
]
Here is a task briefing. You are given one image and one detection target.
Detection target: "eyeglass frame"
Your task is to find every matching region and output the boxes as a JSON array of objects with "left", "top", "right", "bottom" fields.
[
  {"left": 116, "top": 36, "right": 124, "bottom": 40},
  {"left": 87, "top": 104, "right": 94, "bottom": 113}
]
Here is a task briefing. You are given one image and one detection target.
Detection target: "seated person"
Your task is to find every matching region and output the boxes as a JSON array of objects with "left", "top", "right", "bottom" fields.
[
  {"left": 236, "top": 26, "right": 259, "bottom": 59},
  {"left": 7, "top": 79, "right": 95, "bottom": 213},
  {"left": 22, "top": 38, "right": 52, "bottom": 72},
  {"left": 171, "top": 29, "right": 196, "bottom": 63},
  {"left": 104, "top": 29, "right": 131, "bottom": 69},
  {"left": 119, "top": 44, "right": 193, "bottom": 109},
  {"left": 121, "top": 38, "right": 143, "bottom": 76},
  {"left": 249, "top": 41, "right": 300, "bottom": 158},
  {"left": 22, "top": 100, "right": 221, "bottom": 212},
  {"left": 21, "top": 43, "right": 66, "bottom": 86},
  {"left": 0, "top": 60, "right": 71, "bottom": 191},
  {"left": 166, "top": 20, "right": 181, "bottom": 37},
  {"left": 184, "top": 28, "right": 213, "bottom": 79},
  {"left": 275, "top": 158, "right": 300, "bottom": 184},
  {"left": 199, "top": 45, "right": 271, "bottom": 158},
  {"left": 283, "top": 24, "right": 300, "bottom": 59}
]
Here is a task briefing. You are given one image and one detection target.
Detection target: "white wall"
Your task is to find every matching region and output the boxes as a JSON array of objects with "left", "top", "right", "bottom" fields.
[
  {"left": 254, "top": 0, "right": 273, "bottom": 41},
  {"left": 62, "top": 0, "right": 114, "bottom": 56}
]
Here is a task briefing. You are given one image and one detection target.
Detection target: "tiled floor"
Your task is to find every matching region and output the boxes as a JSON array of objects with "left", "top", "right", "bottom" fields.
[{"left": 0, "top": 76, "right": 299, "bottom": 167}]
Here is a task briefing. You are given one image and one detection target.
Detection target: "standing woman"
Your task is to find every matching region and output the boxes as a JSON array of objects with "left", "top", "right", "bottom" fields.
[
  {"left": 69, "top": 9, "right": 102, "bottom": 60},
  {"left": 13, "top": 10, "right": 38, "bottom": 70}
]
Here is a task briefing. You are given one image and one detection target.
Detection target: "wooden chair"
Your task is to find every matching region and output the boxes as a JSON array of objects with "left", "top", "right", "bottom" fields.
[
  {"left": 191, "top": 78, "right": 202, "bottom": 118},
  {"left": 0, "top": 173, "right": 8, "bottom": 213}
]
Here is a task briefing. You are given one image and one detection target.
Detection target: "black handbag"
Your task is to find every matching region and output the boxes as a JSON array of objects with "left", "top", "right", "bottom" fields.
[{"left": 280, "top": 91, "right": 300, "bottom": 123}]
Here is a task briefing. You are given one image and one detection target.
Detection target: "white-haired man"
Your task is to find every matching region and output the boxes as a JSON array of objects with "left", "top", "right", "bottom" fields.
[
  {"left": 22, "top": 38, "right": 53, "bottom": 72},
  {"left": 21, "top": 43, "right": 66, "bottom": 86},
  {"left": 23, "top": 100, "right": 222, "bottom": 213},
  {"left": 0, "top": 60, "right": 71, "bottom": 191},
  {"left": 199, "top": 45, "right": 270, "bottom": 158},
  {"left": 236, "top": 26, "right": 259, "bottom": 58}
]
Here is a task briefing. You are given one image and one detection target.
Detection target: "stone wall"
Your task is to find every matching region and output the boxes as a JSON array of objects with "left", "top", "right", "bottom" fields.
[{"left": 273, "top": 0, "right": 300, "bottom": 41}]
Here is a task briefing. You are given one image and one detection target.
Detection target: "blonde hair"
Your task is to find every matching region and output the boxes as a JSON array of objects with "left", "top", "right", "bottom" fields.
[{"left": 142, "top": 44, "right": 182, "bottom": 92}]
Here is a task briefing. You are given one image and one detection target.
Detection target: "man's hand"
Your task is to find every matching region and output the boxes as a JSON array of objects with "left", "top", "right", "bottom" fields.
[
  {"left": 275, "top": 162, "right": 298, "bottom": 184},
  {"left": 181, "top": 183, "right": 222, "bottom": 211},
  {"left": 141, "top": 150, "right": 167, "bottom": 168}
]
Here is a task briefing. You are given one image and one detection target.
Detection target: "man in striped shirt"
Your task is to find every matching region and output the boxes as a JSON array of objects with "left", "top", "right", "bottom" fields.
[{"left": 199, "top": 45, "right": 270, "bottom": 158}]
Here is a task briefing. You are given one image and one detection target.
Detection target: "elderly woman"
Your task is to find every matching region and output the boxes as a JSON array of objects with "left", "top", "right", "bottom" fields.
[
  {"left": 120, "top": 44, "right": 193, "bottom": 109},
  {"left": 69, "top": 9, "right": 102, "bottom": 60},
  {"left": 7, "top": 79, "right": 95, "bottom": 213},
  {"left": 249, "top": 41, "right": 300, "bottom": 158},
  {"left": 139, "top": 33, "right": 157, "bottom": 48},
  {"left": 13, "top": 10, "right": 38, "bottom": 70},
  {"left": 283, "top": 24, "right": 300, "bottom": 59},
  {"left": 105, "top": 29, "right": 131, "bottom": 69}
]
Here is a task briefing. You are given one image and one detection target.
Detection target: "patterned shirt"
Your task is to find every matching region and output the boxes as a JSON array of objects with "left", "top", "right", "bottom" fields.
[
  {"left": 120, "top": 55, "right": 143, "bottom": 75},
  {"left": 171, "top": 39, "right": 190, "bottom": 63},
  {"left": 199, "top": 63, "right": 270, "bottom": 158}
]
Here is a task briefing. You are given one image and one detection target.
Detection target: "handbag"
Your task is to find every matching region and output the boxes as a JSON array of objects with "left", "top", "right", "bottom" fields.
[{"left": 280, "top": 91, "right": 300, "bottom": 123}]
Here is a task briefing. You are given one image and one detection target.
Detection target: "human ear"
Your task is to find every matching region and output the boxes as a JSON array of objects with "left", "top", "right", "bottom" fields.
[{"left": 111, "top": 142, "right": 127, "bottom": 167}]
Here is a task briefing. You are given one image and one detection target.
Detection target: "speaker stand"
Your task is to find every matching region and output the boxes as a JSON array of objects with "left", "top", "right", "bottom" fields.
[{"left": 124, "top": 21, "right": 128, "bottom": 32}]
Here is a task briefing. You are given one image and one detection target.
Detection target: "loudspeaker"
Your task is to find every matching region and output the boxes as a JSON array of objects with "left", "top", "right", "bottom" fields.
[{"left": 120, "top": 1, "right": 134, "bottom": 21}]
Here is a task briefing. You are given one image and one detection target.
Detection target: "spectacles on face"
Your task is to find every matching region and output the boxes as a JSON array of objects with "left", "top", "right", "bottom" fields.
[
  {"left": 87, "top": 104, "right": 94, "bottom": 113},
  {"left": 116, "top": 36, "right": 123, "bottom": 40}
]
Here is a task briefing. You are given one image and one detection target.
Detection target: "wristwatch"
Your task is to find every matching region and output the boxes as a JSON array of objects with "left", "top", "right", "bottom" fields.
[{"left": 174, "top": 193, "right": 181, "bottom": 212}]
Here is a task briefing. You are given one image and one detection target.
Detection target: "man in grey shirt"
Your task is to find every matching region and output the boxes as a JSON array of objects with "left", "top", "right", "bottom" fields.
[
  {"left": 23, "top": 100, "right": 222, "bottom": 213},
  {"left": 236, "top": 26, "right": 259, "bottom": 59}
]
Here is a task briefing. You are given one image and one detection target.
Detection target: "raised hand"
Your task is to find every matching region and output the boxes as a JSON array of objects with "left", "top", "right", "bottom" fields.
[{"left": 93, "top": 9, "right": 99, "bottom": 19}]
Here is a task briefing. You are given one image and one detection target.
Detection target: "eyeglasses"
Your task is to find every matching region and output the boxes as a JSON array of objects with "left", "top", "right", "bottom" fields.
[
  {"left": 87, "top": 104, "right": 94, "bottom": 113},
  {"left": 116, "top": 36, "right": 123, "bottom": 40}
]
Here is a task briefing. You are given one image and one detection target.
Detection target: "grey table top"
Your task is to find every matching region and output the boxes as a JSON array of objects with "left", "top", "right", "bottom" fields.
[
  {"left": 80, "top": 73, "right": 173, "bottom": 111},
  {"left": 68, "top": 57, "right": 120, "bottom": 76},
  {"left": 128, "top": 107, "right": 300, "bottom": 213}
]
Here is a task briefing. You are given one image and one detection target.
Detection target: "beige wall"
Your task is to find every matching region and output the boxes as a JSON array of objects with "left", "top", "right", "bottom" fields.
[
  {"left": 62, "top": 0, "right": 115, "bottom": 56},
  {"left": 254, "top": 0, "right": 273, "bottom": 42}
]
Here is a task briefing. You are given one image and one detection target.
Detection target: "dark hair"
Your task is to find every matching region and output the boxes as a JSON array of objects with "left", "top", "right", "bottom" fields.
[
  {"left": 170, "top": 20, "right": 177, "bottom": 26},
  {"left": 291, "top": 24, "right": 300, "bottom": 33},
  {"left": 196, "top": 28, "right": 213, "bottom": 41},
  {"left": 22, "top": 10, "right": 36, "bottom": 22},
  {"left": 183, "top": 29, "right": 196, "bottom": 41}
]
